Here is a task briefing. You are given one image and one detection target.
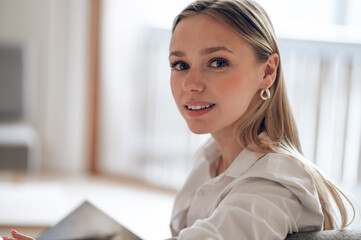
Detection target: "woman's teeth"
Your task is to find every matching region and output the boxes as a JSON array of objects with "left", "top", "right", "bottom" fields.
[{"left": 186, "top": 104, "right": 214, "bottom": 110}]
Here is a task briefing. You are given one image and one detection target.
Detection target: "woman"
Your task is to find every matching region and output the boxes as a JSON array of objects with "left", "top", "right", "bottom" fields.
[
  {"left": 4, "top": 0, "right": 354, "bottom": 239},
  {"left": 168, "top": 0, "right": 354, "bottom": 239}
]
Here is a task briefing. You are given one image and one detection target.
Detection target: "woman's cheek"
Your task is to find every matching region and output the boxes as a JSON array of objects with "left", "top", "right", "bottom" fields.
[{"left": 215, "top": 75, "right": 244, "bottom": 94}]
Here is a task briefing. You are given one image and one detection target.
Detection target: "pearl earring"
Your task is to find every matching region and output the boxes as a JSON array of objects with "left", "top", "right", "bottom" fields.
[{"left": 260, "top": 88, "right": 270, "bottom": 100}]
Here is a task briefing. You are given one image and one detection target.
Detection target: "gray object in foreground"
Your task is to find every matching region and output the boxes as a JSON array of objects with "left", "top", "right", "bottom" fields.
[
  {"left": 36, "top": 201, "right": 141, "bottom": 240},
  {"left": 286, "top": 230, "right": 361, "bottom": 240},
  {"left": 166, "top": 230, "right": 361, "bottom": 240}
]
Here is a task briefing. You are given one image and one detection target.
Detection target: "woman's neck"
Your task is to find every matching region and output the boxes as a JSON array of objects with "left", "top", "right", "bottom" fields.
[{"left": 211, "top": 127, "right": 243, "bottom": 175}]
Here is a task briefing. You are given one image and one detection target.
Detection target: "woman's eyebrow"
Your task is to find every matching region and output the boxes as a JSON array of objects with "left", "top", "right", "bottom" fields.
[
  {"left": 169, "top": 46, "right": 234, "bottom": 58},
  {"left": 200, "top": 46, "right": 234, "bottom": 55},
  {"left": 169, "top": 51, "right": 185, "bottom": 58}
]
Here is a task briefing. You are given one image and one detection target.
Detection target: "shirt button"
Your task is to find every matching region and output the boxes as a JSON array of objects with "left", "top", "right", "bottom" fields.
[{"left": 197, "top": 189, "right": 205, "bottom": 196}]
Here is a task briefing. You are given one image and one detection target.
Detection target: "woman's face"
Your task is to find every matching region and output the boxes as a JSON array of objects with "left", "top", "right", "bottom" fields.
[{"left": 169, "top": 14, "right": 267, "bottom": 135}]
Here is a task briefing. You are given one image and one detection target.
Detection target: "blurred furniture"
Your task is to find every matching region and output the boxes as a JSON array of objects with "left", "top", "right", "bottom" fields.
[
  {"left": 0, "top": 43, "right": 40, "bottom": 173},
  {"left": 0, "top": 123, "right": 40, "bottom": 173},
  {"left": 286, "top": 229, "right": 361, "bottom": 239}
]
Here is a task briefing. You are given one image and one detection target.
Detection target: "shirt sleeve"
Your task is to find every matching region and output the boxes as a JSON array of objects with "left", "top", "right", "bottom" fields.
[{"left": 177, "top": 177, "right": 304, "bottom": 240}]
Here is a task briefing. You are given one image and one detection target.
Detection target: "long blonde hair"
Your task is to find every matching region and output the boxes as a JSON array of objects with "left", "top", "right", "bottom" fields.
[{"left": 172, "top": 0, "right": 355, "bottom": 230}]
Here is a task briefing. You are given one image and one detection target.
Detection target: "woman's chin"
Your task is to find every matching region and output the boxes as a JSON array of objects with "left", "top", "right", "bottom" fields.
[{"left": 187, "top": 125, "right": 211, "bottom": 135}]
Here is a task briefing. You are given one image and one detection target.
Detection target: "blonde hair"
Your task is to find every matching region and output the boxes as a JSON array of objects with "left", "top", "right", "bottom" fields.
[{"left": 172, "top": 0, "right": 355, "bottom": 230}]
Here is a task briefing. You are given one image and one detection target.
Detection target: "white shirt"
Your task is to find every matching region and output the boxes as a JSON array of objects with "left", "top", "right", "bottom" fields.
[{"left": 170, "top": 138, "right": 324, "bottom": 240}]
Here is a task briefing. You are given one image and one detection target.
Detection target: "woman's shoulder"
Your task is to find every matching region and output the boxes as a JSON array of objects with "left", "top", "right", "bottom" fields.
[
  {"left": 237, "top": 151, "right": 322, "bottom": 213},
  {"left": 244, "top": 151, "right": 317, "bottom": 195},
  {"left": 252, "top": 151, "right": 308, "bottom": 176}
]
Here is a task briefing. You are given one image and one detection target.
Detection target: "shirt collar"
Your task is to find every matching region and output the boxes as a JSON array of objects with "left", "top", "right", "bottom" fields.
[
  {"left": 203, "top": 139, "right": 221, "bottom": 163},
  {"left": 224, "top": 148, "right": 265, "bottom": 178},
  {"left": 204, "top": 133, "right": 268, "bottom": 178}
]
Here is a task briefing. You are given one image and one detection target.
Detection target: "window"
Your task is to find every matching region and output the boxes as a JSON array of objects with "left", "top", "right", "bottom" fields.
[{"left": 99, "top": 0, "right": 361, "bottom": 189}]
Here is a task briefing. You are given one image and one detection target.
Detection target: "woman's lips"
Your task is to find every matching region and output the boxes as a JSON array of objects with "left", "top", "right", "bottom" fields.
[{"left": 184, "top": 103, "right": 215, "bottom": 117}]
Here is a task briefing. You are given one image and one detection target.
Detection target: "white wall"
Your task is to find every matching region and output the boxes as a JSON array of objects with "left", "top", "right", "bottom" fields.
[{"left": 0, "top": 0, "right": 90, "bottom": 174}]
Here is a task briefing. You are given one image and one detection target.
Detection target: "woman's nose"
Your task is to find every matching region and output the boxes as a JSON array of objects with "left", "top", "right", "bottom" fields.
[{"left": 182, "top": 69, "right": 205, "bottom": 93}]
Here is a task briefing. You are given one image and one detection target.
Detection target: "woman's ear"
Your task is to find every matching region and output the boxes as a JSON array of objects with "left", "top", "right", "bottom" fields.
[{"left": 260, "top": 53, "right": 279, "bottom": 89}]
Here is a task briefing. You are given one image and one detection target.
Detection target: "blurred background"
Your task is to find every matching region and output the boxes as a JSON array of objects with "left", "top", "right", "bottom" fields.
[{"left": 0, "top": 0, "right": 361, "bottom": 239}]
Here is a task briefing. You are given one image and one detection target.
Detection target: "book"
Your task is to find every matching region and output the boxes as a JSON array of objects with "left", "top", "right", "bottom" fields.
[{"left": 36, "top": 201, "right": 142, "bottom": 240}]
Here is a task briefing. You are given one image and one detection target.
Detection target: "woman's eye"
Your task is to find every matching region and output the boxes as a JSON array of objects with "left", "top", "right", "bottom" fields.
[
  {"left": 210, "top": 58, "right": 228, "bottom": 68},
  {"left": 172, "top": 62, "right": 189, "bottom": 71}
]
